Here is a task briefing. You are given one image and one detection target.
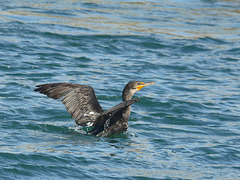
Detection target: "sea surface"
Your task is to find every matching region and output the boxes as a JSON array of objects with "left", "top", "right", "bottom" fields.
[{"left": 1, "top": 0, "right": 240, "bottom": 179}]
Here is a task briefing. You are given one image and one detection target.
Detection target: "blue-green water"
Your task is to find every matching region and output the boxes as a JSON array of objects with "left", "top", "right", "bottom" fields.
[{"left": 1, "top": 0, "right": 240, "bottom": 179}]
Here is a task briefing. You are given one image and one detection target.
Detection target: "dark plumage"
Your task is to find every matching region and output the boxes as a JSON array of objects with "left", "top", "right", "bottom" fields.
[{"left": 34, "top": 81, "right": 154, "bottom": 137}]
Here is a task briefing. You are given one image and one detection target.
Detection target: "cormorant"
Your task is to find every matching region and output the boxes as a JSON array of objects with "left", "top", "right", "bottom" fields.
[{"left": 34, "top": 81, "right": 154, "bottom": 137}]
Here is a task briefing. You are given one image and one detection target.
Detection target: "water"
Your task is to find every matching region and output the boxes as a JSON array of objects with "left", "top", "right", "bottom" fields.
[{"left": 1, "top": 0, "right": 240, "bottom": 179}]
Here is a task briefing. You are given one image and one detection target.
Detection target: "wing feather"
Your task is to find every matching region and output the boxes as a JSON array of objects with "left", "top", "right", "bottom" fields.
[
  {"left": 34, "top": 83, "right": 104, "bottom": 125},
  {"left": 72, "top": 108, "right": 81, "bottom": 119}
]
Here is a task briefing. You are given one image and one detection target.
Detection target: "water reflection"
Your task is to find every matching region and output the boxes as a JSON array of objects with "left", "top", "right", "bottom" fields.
[{"left": 0, "top": 0, "right": 239, "bottom": 39}]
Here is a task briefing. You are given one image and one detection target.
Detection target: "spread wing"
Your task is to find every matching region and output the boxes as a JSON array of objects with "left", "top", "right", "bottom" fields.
[
  {"left": 34, "top": 83, "right": 104, "bottom": 126},
  {"left": 90, "top": 99, "right": 140, "bottom": 136}
]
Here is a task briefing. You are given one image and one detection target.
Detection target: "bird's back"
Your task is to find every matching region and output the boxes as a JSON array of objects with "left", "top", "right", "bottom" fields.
[{"left": 90, "top": 99, "right": 140, "bottom": 137}]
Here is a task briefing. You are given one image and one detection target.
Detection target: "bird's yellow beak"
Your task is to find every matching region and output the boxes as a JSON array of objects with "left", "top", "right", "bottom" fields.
[{"left": 136, "top": 82, "right": 155, "bottom": 91}]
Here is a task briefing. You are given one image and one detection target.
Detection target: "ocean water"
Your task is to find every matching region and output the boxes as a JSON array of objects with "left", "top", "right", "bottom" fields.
[{"left": 1, "top": 0, "right": 240, "bottom": 179}]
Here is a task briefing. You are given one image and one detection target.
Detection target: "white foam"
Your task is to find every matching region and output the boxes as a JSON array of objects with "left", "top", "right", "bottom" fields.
[{"left": 87, "top": 122, "right": 93, "bottom": 126}]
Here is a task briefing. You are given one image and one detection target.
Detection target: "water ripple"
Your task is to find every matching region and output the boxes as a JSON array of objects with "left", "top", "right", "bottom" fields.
[{"left": 1, "top": 0, "right": 240, "bottom": 179}]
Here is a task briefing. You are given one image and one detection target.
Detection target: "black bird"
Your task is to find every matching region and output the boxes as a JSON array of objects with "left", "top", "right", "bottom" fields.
[{"left": 34, "top": 81, "right": 154, "bottom": 137}]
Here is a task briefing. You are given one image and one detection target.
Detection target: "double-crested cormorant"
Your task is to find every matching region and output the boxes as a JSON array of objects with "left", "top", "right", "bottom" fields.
[{"left": 34, "top": 81, "right": 154, "bottom": 137}]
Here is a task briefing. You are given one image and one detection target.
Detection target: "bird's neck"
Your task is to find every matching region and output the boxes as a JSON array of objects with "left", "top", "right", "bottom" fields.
[
  {"left": 122, "top": 93, "right": 133, "bottom": 101},
  {"left": 121, "top": 85, "right": 134, "bottom": 124},
  {"left": 122, "top": 106, "right": 131, "bottom": 122},
  {"left": 122, "top": 89, "right": 134, "bottom": 101}
]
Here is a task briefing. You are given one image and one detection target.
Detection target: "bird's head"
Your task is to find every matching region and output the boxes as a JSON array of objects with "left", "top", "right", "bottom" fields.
[{"left": 122, "top": 81, "right": 155, "bottom": 101}]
